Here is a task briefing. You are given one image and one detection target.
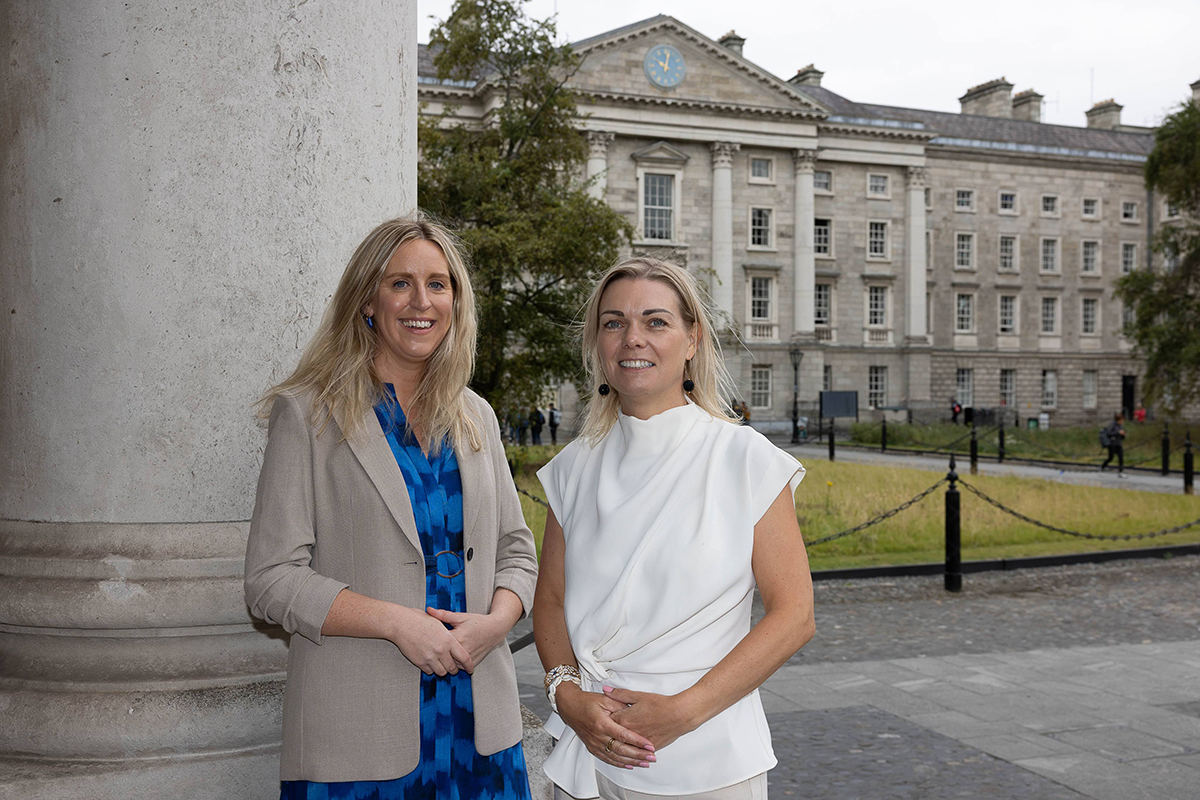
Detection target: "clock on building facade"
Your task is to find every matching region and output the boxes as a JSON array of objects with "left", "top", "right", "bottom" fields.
[{"left": 644, "top": 43, "right": 685, "bottom": 88}]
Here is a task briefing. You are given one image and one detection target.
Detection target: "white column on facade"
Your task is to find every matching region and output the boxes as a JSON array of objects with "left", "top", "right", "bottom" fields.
[
  {"left": 710, "top": 141, "right": 740, "bottom": 323},
  {"left": 0, "top": 1, "right": 416, "bottom": 796},
  {"left": 906, "top": 166, "right": 930, "bottom": 341},
  {"left": 792, "top": 149, "right": 818, "bottom": 338},
  {"left": 586, "top": 131, "right": 615, "bottom": 200}
]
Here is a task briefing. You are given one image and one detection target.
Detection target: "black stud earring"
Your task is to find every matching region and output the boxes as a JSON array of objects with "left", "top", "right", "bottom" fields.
[
  {"left": 598, "top": 384, "right": 610, "bottom": 396},
  {"left": 683, "top": 379, "right": 695, "bottom": 392}
]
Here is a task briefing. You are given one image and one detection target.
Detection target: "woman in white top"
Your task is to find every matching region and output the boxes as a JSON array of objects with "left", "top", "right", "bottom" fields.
[{"left": 533, "top": 257, "right": 815, "bottom": 799}]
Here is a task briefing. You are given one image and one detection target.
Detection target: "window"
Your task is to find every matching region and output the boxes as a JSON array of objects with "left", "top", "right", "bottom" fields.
[
  {"left": 868, "top": 366, "right": 888, "bottom": 408},
  {"left": 924, "top": 187, "right": 932, "bottom": 209},
  {"left": 1041, "top": 296, "right": 1058, "bottom": 334},
  {"left": 999, "top": 191, "right": 1017, "bottom": 214},
  {"left": 643, "top": 173, "right": 674, "bottom": 240},
  {"left": 999, "top": 235, "right": 1017, "bottom": 271},
  {"left": 955, "top": 232, "right": 974, "bottom": 269},
  {"left": 1041, "top": 194, "right": 1059, "bottom": 216},
  {"left": 746, "top": 275, "right": 777, "bottom": 341},
  {"left": 1166, "top": 200, "right": 1181, "bottom": 219},
  {"left": 750, "top": 207, "right": 773, "bottom": 248},
  {"left": 999, "top": 295, "right": 1017, "bottom": 334},
  {"left": 1122, "top": 243, "right": 1137, "bottom": 274},
  {"left": 813, "top": 218, "right": 832, "bottom": 256},
  {"left": 814, "top": 283, "right": 831, "bottom": 326},
  {"left": 1000, "top": 369, "right": 1016, "bottom": 407},
  {"left": 956, "top": 368, "right": 974, "bottom": 407},
  {"left": 955, "top": 293, "right": 974, "bottom": 333},
  {"left": 750, "top": 276, "right": 772, "bottom": 322},
  {"left": 1122, "top": 201, "right": 1138, "bottom": 221},
  {"left": 1082, "top": 240, "right": 1099, "bottom": 273},
  {"left": 1041, "top": 237, "right": 1059, "bottom": 272},
  {"left": 749, "top": 157, "right": 773, "bottom": 183},
  {"left": 1082, "top": 370, "right": 1098, "bottom": 409},
  {"left": 868, "top": 221, "right": 889, "bottom": 259},
  {"left": 1082, "top": 198, "right": 1100, "bottom": 219},
  {"left": 925, "top": 230, "right": 932, "bottom": 268},
  {"left": 1042, "top": 370, "right": 1058, "bottom": 407},
  {"left": 868, "top": 285, "right": 888, "bottom": 327},
  {"left": 868, "top": 173, "right": 889, "bottom": 197},
  {"left": 955, "top": 189, "right": 975, "bottom": 211},
  {"left": 823, "top": 364, "right": 832, "bottom": 392},
  {"left": 751, "top": 365, "right": 772, "bottom": 409},
  {"left": 1165, "top": 249, "right": 1180, "bottom": 271},
  {"left": 1082, "top": 297, "right": 1098, "bottom": 334},
  {"left": 813, "top": 170, "right": 832, "bottom": 192},
  {"left": 1122, "top": 302, "right": 1135, "bottom": 332}
]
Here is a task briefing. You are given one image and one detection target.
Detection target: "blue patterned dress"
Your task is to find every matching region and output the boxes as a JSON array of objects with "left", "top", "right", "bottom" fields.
[{"left": 280, "top": 388, "right": 532, "bottom": 800}]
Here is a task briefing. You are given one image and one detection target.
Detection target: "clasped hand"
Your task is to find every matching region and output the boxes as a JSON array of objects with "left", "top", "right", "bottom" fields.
[
  {"left": 389, "top": 606, "right": 507, "bottom": 676},
  {"left": 556, "top": 684, "right": 697, "bottom": 769}
]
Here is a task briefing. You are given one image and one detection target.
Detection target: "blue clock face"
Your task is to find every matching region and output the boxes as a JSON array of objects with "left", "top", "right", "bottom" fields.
[{"left": 644, "top": 44, "right": 686, "bottom": 88}]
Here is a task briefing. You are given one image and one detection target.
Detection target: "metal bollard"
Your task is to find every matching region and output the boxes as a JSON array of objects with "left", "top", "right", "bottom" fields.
[
  {"left": 945, "top": 454, "right": 962, "bottom": 593},
  {"left": 1185, "top": 432, "right": 1194, "bottom": 495},
  {"left": 828, "top": 419, "right": 836, "bottom": 462},
  {"left": 1162, "top": 422, "right": 1171, "bottom": 476},
  {"left": 969, "top": 422, "right": 979, "bottom": 475},
  {"left": 997, "top": 416, "right": 1006, "bottom": 464},
  {"left": 881, "top": 418, "right": 888, "bottom": 452}
]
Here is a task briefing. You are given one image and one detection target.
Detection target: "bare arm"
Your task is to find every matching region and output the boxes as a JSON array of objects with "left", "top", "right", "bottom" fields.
[
  {"left": 533, "top": 509, "right": 656, "bottom": 769},
  {"left": 608, "top": 485, "right": 814, "bottom": 748}
]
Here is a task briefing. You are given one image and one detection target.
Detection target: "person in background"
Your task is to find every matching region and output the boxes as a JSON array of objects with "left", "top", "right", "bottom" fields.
[
  {"left": 1134, "top": 403, "right": 1147, "bottom": 423},
  {"left": 950, "top": 397, "right": 962, "bottom": 425},
  {"left": 530, "top": 405, "right": 545, "bottom": 446},
  {"left": 1101, "top": 412, "right": 1127, "bottom": 477},
  {"left": 245, "top": 215, "right": 538, "bottom": 799},
  {"left": 549, "top": 403, "right": 562, "bottom": 446}
]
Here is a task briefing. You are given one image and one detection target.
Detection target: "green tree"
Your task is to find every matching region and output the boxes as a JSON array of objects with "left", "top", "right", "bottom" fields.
[
  {"left": 1117, "top": 99, "right": 1200, "bottom": 412},
  {"left": 418, "top": 0, "right": 632, "bottom": 408}
]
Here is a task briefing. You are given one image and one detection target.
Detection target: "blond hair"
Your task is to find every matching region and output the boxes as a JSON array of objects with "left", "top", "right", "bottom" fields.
[
  {"left": 259, "top": 215, "right": 481, "bottom": 454},
  {"left": 577, "top": 257, "right": 739, "bottom": 442}
]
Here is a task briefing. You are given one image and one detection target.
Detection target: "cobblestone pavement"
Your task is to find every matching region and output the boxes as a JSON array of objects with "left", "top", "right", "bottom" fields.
[{"left": 512, "top": 556, "right": 1200, "bottom": 798}]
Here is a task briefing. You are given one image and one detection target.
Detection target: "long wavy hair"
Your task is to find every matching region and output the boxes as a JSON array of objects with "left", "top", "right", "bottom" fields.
[
  {"left": 259, "top": 215, "right": 481, "bottom": 454},
  {"left": 576, "top": 256, "right": 739, "bottom": 442}
]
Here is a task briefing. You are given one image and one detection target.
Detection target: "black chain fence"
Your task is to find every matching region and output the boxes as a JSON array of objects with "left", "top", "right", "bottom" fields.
[
  {"left": 805, "top": 479, "right": 947, "bottom": 546},
  {"left": 517, "top": 486, "right": 549, "bottom": 508}
]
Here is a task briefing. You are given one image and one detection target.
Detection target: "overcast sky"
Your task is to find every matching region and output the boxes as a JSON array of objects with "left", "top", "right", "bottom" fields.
[{"left": 416, "top": 0, "right": 1197, "bottom": 129}]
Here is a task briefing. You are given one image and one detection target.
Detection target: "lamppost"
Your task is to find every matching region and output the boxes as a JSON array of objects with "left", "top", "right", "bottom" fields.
[{"left": 790, "top": 347, "right": 803, "bottom": 444}]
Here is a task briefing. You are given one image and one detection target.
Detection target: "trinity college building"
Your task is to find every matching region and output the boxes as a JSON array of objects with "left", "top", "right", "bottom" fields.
[{"left": 419, "top": 15, "right": 1198, "bottom": 431}]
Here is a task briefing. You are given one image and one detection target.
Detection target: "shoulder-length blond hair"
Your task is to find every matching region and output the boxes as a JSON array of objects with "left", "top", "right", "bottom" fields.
[
  {"left": 259, "top": 214, "right": 481, "bottom": 454},
  {"left": 576, "top": 256, "right": 739, "bottom": 442}
]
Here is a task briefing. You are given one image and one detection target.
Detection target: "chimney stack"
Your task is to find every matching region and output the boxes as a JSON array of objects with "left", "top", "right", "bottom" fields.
[
  {"left": 1012, "top": 89, "right": 1043, "bottom": 123},
  {"left": 959, "top": 78, "right": 1014, "bottom": 118},
  {"left": 790, "top": 64, "right": 824, "bottom": 87},
  {"left": 718, "top": 30, "right": 745, "bottom": 57},
  {"left": 1086, "top": 99, "right": 1122, "bottom": 130}
]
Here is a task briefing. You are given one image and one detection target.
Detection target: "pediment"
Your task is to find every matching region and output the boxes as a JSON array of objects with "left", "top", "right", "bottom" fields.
[
  {"left": 630, "top": 141, "right": 690, "bottom": 165},
  {"left": 570, "top": 16, "right": 828, "bottom": 118}
]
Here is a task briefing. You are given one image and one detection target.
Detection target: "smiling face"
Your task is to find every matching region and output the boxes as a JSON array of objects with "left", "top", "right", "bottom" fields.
[
  {"left": 597, "top": 277, "right": 698, "bottom": 419},
  {"left": 362, "top": 238, "right": 455, "bottom": 387}
]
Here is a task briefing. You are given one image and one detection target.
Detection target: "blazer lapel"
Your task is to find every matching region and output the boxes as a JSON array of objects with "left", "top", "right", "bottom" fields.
[
  {"left": 341, "top": 407, "right": 423, "bottom": 555},
  {"left": 456, "top": 435, "right": 487, "bottom": 548}
]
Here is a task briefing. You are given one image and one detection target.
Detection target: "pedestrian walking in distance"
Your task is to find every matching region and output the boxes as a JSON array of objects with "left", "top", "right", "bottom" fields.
[
  {"left": 1100, "top": 412, "right": 1127, "bottom": 476},
  {"left": 548, "top": 403, "right": 561, "bottom": 446},
  {"left": 950, "top": 397, "right": 962, "bottom": 425}
]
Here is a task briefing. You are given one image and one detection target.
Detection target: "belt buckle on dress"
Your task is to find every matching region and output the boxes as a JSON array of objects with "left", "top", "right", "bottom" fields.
[{"left": 434, "top": 549, "right": 464, "bottom": 579}]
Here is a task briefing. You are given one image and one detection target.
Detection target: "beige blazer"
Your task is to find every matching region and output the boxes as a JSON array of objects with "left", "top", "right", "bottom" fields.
[{"left": 244, "top": 388, "right": 538, "bottom": 782}]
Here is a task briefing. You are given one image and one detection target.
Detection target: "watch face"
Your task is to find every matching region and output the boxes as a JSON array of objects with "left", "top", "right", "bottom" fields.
[{"left": 644, "top": 44, "right": 685, "bottom": 88}]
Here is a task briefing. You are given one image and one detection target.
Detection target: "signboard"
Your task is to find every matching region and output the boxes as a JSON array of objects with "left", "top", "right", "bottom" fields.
[{"left": 819, "top": 390, "right": 858, "bottom": 419}]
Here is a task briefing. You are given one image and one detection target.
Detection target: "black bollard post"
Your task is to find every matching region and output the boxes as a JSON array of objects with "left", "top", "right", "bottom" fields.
[
  {"left": 945, "top": 454, "right": 962, "bottom": 593},
  {"left": 828, "top": 419, "right": 836, "bottom": 462},
  {"left": 881, "top": 418, "right": 888, "bottom": 453},
  {"left": 1162, "top": 422, "right": 1171, "bottom": 476},
  {"left": 998, "top": 415, "right": 1006, "bottom": 464},
  {"left": 1185, "top": 432, "right": 1194, "bottom": 495},
  {"left": 969, "top": 421, "right": 979, "bottom": 475}
]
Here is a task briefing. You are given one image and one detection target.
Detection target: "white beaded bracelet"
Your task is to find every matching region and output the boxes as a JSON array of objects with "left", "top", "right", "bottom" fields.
[{"left": 547, "top": 672, "right": 582, "bottom": 714}]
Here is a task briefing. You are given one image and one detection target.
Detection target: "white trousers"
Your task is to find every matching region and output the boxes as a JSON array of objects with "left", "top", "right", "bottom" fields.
[{"left": 553, "top": 772, "right": 768, "bottom": 800}]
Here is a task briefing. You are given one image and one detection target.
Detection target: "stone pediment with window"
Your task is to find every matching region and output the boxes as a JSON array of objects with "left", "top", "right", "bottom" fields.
[{"left": 569, "top": 16, "right": 826, "bottom": 119}]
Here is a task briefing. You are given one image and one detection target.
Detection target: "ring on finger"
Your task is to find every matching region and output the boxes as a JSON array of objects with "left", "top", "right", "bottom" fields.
[{"left": 605, "top": 736, "right": 616, "bottom": 753}]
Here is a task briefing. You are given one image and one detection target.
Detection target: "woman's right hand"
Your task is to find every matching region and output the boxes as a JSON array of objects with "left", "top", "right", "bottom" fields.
[
  {"left": 387, "top": 605, "right": 472, "bottom": 676},
  {"left": 554, "top": 682, "right": 657, "bottom": 769}
]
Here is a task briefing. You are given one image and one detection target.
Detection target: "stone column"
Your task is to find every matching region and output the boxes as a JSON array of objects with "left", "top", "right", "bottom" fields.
[
  {"left": 586, "top": 131, "right": 616, "bottom": 200},
  {"left": 792, "top": 150, "right": 818, "bottom": 338},
  {"left": 710, "top": 141, "right": 740, "bottom": 323},
  {"left": 906, "top": 166, "right": 930, "bottom": 342},
  {"left": 0, "top": 2, "right": 416, "bottom": 798}
]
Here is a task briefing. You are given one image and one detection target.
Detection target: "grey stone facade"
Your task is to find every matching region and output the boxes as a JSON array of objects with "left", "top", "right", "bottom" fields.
[{"left": 419, "top": 15, "right": 1187, "bottom": 430}]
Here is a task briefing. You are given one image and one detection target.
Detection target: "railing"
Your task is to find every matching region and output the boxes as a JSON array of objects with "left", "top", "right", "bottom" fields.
[
  {"left": 815, "top": 326, "right": 833, "bottom": 341},
  {"left": 866, "top": 328, "right": 890, "bottom": 343},
  {"left": 745, "top": 322, "right": 779, "bottom": 341}
]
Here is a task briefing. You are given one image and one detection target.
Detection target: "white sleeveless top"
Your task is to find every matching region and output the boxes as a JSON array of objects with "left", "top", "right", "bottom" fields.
[{"left": 537, "top": 402, "right": 805, "bottom": 797}]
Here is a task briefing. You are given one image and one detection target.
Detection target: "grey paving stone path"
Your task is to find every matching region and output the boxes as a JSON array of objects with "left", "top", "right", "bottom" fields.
[{"left": 511, "top": 556, "right": 1200, "bottom": 798}]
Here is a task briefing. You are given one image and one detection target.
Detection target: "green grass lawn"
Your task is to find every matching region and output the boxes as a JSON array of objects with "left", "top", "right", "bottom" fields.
[
  {"left": 508, "top": 445, "right": 1200, "bottom": 571},
  {"left": 849, "top": 420, "right": 1192, "bottom": 469}
]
